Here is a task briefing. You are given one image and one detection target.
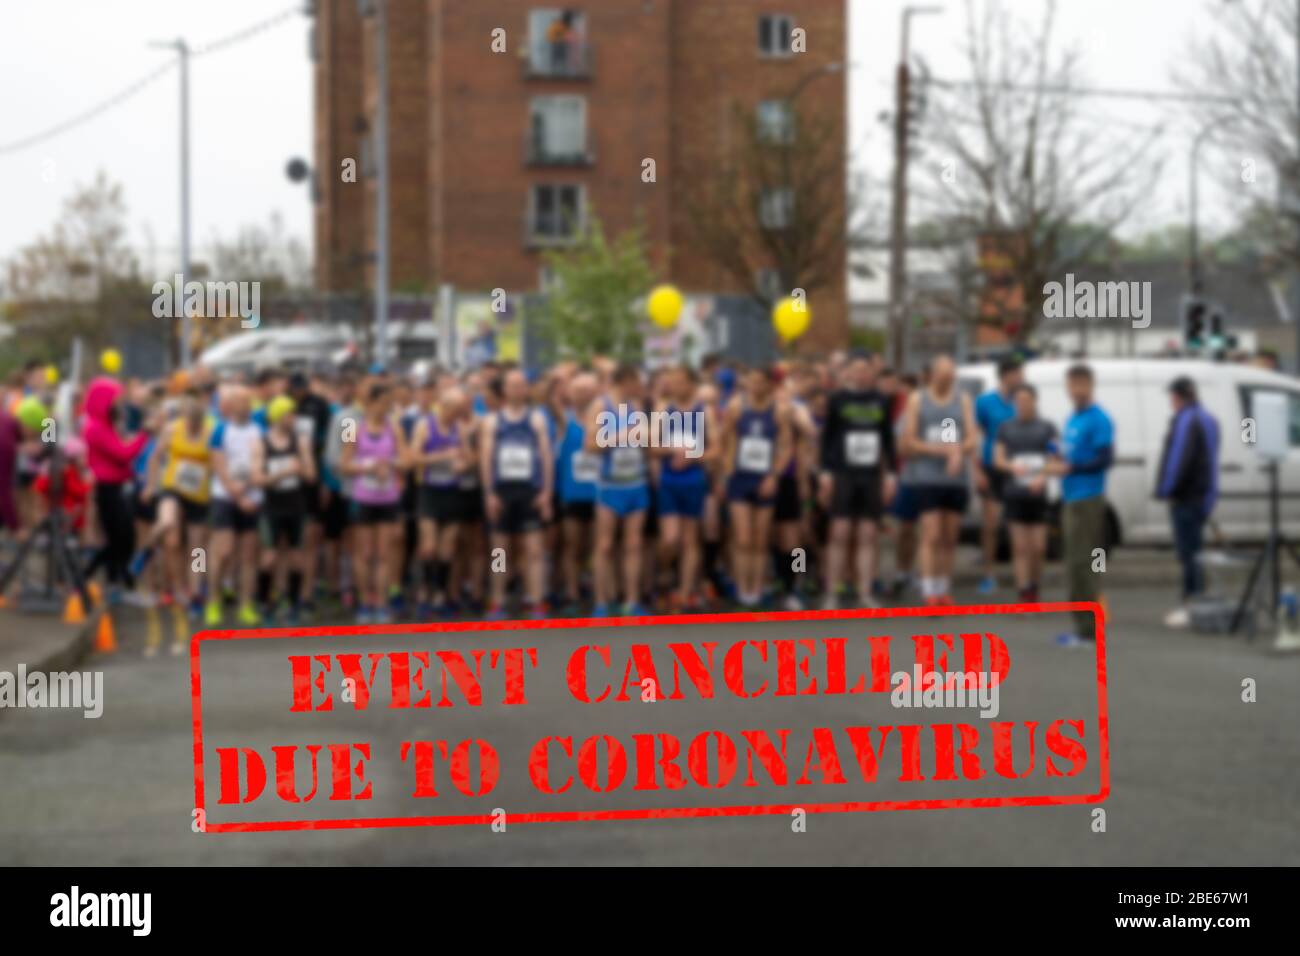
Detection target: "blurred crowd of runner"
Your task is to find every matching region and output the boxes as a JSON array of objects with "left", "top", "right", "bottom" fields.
[{"left": 0, "top": 350, "right": 1153, "bottom": 646}]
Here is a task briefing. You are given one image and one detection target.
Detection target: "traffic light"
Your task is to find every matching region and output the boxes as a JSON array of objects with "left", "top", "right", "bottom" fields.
[{"left": 1183, "top": 297, "right": 1207, "bottom": 351}]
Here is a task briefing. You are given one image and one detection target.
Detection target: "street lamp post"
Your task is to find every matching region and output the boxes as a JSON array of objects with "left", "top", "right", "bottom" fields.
[
  {"left": 887, "top": 5, "right": 943, "bottom": 371},
  {"left": 151, "top": 38, "right": 192, "bottom": 368},
  {"left": 374, "top": 0, "right": 391, "bottom": 370}
]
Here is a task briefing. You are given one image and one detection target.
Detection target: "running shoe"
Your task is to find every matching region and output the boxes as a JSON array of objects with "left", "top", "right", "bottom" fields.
[
  {"left": 237, "top": 603, "right": 260, "bottom": 627},
  {"left": 976, "top": 576, "right": 997, "bottom": 595},
  {"left": 203, "top": 600, "right": 222, "bottom": 627}
]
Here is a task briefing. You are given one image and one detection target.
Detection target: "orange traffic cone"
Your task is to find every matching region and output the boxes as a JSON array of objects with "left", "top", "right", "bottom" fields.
[
  {"left": 0, "top": 593, "right": 8, "bottom": 609},
  {"left": 94, "top": 611, "right": 118, "bottom": 654},
  {"left": 63, "top": 591, "right": 86, "bottom": 624},
  {"left": 87, "top": 581, "right": 103, "bottom": 606}
]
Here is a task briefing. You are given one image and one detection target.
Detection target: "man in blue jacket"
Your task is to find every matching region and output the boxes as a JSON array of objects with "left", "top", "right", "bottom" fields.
[{"left": 1155, "top": 376, "right": 1220, "bottom": 628}]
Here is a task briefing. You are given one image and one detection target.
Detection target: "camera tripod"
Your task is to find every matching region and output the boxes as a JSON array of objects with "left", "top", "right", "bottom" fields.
[
  {"left": 0, "top": 444, "right": 95, "bottom": 615},
  {"left": 1231, "top": 462, "right": 1300, "bottom": 635}
]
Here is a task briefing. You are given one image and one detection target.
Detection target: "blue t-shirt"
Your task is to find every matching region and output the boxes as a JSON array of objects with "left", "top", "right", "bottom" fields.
[
  {"left": 975, "top": 389, "right": 1016, "bottom": 466},
  {"left": 1061, "top": 404, "right": 1114, "bottom": 503}
]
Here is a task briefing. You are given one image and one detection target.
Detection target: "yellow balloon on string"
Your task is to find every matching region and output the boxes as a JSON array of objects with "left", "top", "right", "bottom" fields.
[
  {"left": 773, "top": 296, "right": 811, "bottom": 341},
  {"left": 647, "top": 284, "right": 685, "bottom": 329}
]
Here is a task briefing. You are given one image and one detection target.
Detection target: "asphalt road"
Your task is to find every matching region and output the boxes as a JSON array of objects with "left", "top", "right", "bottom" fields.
[{"left": 1, "top": 580, "right": 1297, "bottom": 866}]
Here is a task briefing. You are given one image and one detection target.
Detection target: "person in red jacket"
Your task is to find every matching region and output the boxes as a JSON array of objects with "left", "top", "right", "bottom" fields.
[
  {"left": 34, "top": 456, "right": 89, "bottom": 533},
  {"left": 81, "top": 376, "right": 150, "bottom": 596}
]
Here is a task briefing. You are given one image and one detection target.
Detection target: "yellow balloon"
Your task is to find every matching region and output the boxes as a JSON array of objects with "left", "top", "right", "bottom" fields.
[
  {"left": 44, "top": 365, "right": 59, "bottom": 385},
  {"left": 647, "top": 284, "right": 684, "bottom": 329},
  {"left": 773, "top": 297, "right": 811, "bottom": 342},
  {"left": 101, "top": 348, "right": 122, "bottom": 375}
]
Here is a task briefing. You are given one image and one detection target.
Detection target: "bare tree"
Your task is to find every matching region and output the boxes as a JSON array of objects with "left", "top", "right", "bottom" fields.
[
  {"left": 1179, "top": 0, "right": 1300, "bottom": 271},
  {"left": 684, "top": 100, "right": 863, "bottom": 310},
  {"left": 915, "top": 0, "right": 1164, "bottom": 343}
]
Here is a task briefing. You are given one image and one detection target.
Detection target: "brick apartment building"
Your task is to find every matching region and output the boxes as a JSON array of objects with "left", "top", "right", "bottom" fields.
[{"left": 311, "top": 0, "right": 848, "bottom": 351}]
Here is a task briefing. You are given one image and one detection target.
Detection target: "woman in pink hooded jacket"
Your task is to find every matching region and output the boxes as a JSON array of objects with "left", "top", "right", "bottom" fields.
[{"left": 82, "top": 376, "right": 150, "bottom": 590}]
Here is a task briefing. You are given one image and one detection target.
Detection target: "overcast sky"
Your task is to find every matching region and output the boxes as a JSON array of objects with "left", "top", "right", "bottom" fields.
[{"left": 0, "top": 0, "right": 1238, "bottom": 276}]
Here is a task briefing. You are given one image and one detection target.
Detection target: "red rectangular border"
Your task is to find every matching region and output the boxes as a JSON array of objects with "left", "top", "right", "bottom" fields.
[{"left": 190, "top": 601, "right": 1109, "bottom": 832}]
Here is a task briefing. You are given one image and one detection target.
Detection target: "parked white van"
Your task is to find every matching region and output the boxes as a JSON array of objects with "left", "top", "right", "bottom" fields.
[{"left": 957, "top": 359, "right": 1300, "bottom": 547}]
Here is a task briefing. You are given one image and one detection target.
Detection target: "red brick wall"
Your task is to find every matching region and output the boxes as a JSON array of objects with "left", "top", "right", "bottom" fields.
[
  {"left": 670, "top": 0, "right": 848, "bottom": 352},
  {"left": 360, "top": 0, "right": 431, "bottom": 291},
  {"left": 313, "top": 0, "right": 366, "bottom": 291},
  {"left": 430, "top": 0, "right": 673, "bottom": 291},
  {"left": 315, "top": 0, "right": 848, "bottom": 348}
]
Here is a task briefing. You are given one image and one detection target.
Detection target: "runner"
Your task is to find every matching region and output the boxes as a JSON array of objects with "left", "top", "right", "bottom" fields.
[
  {"left": 322, "top": 373, "right": 360, "bottom": 611},
  {"left": 774, "top": 369, "right": 817, "bottom": 610},
  {"left": 481, "top": 368, "right": 553, "bottom": 620},
  {"left": 817, "top": 352, "right": 897, "bottom": 610},
  {"left": 887, "top": 372, "right": 921, "bottom": 598},
  {"left": 555, "top": 371, "right": 600, "bottom": 612},
  {"left": 720, "top": 366, "right": 793, "bottom": 607},
  {"left": 584, "top": 364, "right": 650, "bottom": 617},
  {"left": 340, "top": 382, "right": 408, "bottom": 624},
  {"left": 993, "top": 383, "right": 1059, "bottom": 603},
  {"left": 974, "top": 357, "right": 1024, "bottom": 594},
  {"left": 899, "top": 355, "right": 977, "bottom": 606},
  {"left": 288, "top": 372, "right": 333, "bottom": 618},
  {"left": 251, "top": 395, "right": 316, "bottom": 623},
  {"left": 410, "top": 385, "right": 472, "bottom": 617},
  {"left": 135, "top": 392, "right": 214, "bottom": 618},
  {"left": 205, "top": 385, "right": 264, "bottom": 626},
  {"left": 652, "top": 366, "right": 715, "bottom": 612}
]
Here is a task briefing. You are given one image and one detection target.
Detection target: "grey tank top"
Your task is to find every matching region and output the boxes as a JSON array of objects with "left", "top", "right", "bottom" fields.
[{"left": 904, "top": 389, "right": 968, "bottom": 488}]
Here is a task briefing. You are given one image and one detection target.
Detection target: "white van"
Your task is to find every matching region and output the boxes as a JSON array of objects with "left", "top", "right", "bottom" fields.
[{"left": 957, "top": 359, "right": 1300, "bottom": 547}]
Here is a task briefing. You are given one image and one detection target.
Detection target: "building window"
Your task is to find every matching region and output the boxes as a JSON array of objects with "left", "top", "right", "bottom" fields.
[
  {"left": 758, "top": 188, "right": 795, "bottom": 230},
  {"left": 757, "top": 99, "right": 795, "bottom": 144},
  {"left": 528, "top": 9, "right": 590, "bottom": 78},
  {"left": 756, "top": 268, "right": 785, "bottom": 300},
  {"left": 529, "top": 96, "right": 589, "bottom": 165},
  {"left": 529, "top": 184, "right": 585, "bottom": 243},
  {"left": 758, "top": 14, "right": 795, "bottom": 58}
]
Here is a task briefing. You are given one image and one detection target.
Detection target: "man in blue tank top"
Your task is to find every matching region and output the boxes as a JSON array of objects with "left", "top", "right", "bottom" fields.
[
  {"left": 479, "top": 369, "right": 553, "bottom": 620},
  {"left": 583, "top": 364, "right": 650, "bottom": 617}
]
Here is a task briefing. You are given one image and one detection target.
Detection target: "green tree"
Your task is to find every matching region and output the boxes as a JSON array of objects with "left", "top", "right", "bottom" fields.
[{"left": 538, "top": 216, "right": 655, "bottom": 364}]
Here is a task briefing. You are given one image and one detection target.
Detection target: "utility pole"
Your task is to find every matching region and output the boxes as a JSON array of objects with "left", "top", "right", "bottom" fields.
[
  {"left": 887, "top": 6, "right": 942, "bottom": 371},
  {"left": 1294, "top": 0, "right": 1300, "bottom": 371},
  {"left": 152, "top": 38, "right": 192, "bottom": 367},
  {"left": 374, "top": 0, "right": 391, "bottom": 370}
]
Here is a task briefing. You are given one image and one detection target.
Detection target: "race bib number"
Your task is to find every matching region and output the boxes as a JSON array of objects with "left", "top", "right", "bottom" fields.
[
  {"left": 268, "top": 456, "right": 299, "bottom": 490},
  {"left": 609, "top": 447, "right": 644, "bottom": 482},
  {"left": 425, "top": 459, "right": 455, "bottom": 485},
  {"left": 294, "top": 416, "right": 315, "bottom": 443},
  {"left": 925, "top": 423, "right": 956, "bottom": 445},
  {"left": 738, "top": 436, "right": 773, "bottom": 474},
  {"left": 174, "top": 461, "right": 206, "bottom": 496},
  {"left": 498, "top": 443, "right": 534, "bottom": 482},
  {"left": 845, "top": 431, "right": 880, "bottom": 467},
  {"left": 1013, "top": 453, "right": 1046, "bottom": 487},
  {"left": 572, "top": 452, "right": 600, "bottom": 485}
]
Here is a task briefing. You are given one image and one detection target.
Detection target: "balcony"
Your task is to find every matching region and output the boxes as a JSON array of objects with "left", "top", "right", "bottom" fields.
[{"left": 523, "top": 41, "right": 593, "bottom": 80}]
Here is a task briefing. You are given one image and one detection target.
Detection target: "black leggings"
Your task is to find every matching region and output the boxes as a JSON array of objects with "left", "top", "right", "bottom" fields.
[{"left": 88, "top": 482, "right": 135, "bottom": 587}]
